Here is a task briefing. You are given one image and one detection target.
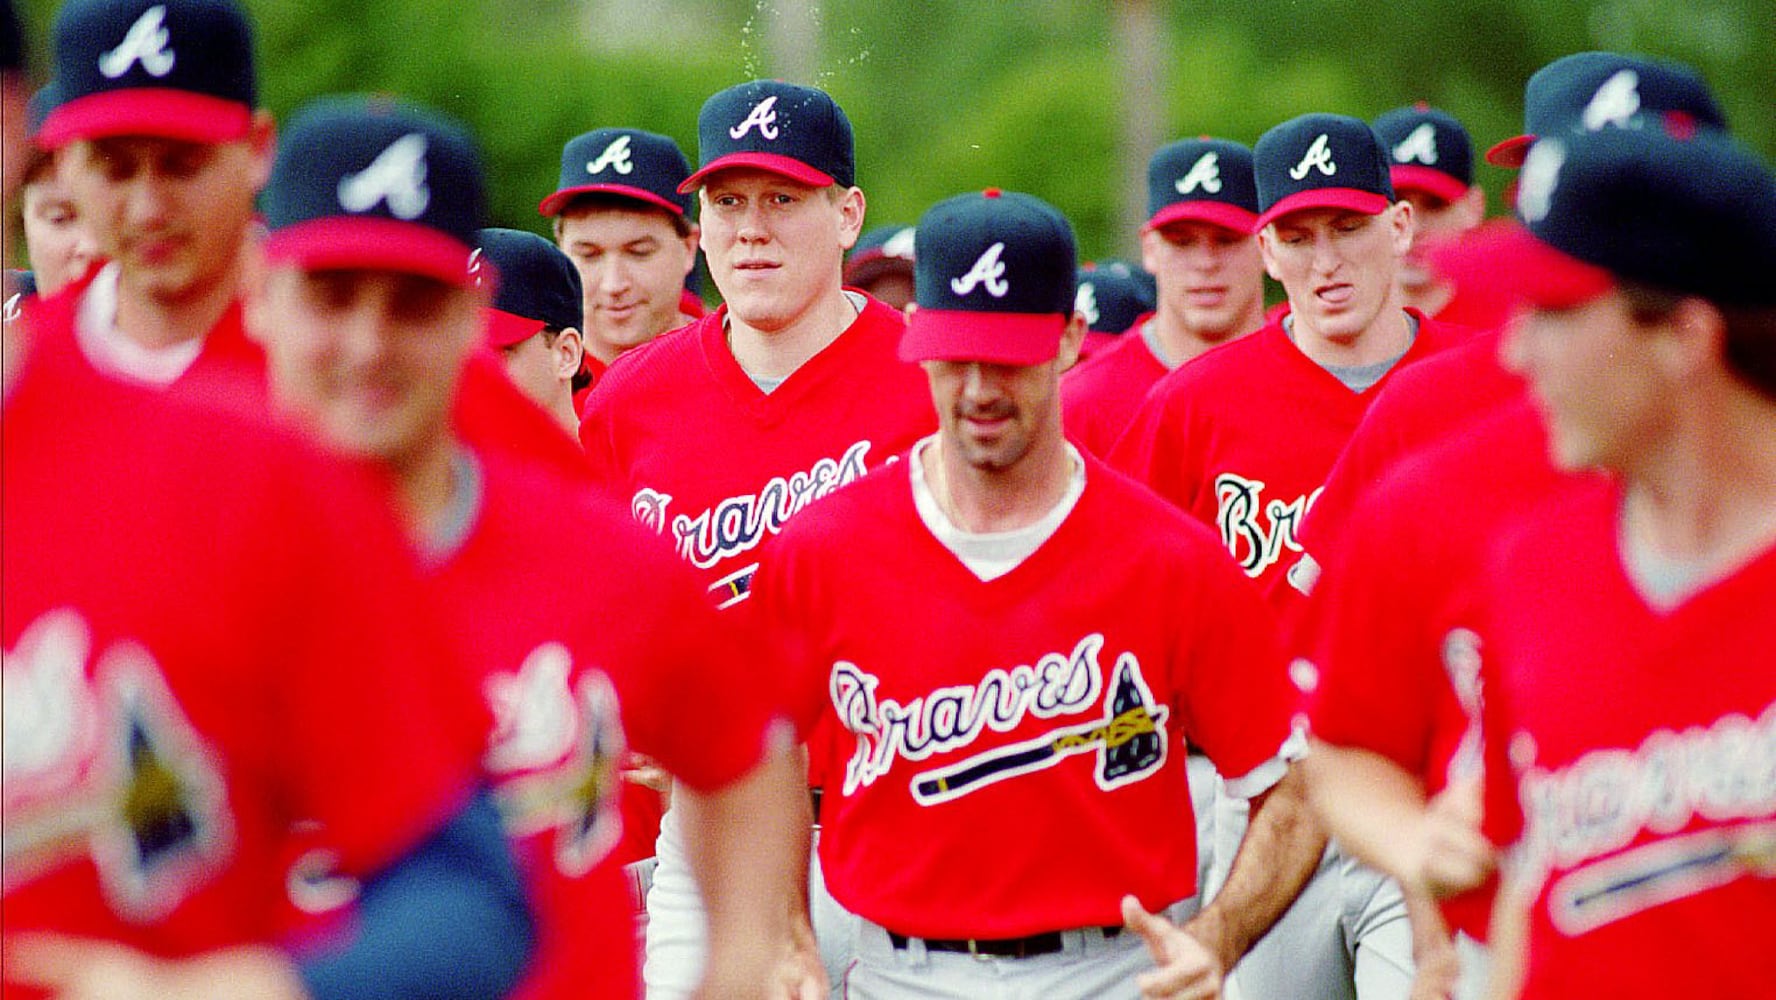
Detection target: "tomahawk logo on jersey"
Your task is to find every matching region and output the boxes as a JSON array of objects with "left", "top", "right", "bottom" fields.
[{"left": 579, "top": 295, "right": 935, "bottom": 607}]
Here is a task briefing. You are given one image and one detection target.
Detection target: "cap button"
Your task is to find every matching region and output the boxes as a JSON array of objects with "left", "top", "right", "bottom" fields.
[
  {"left": 1413, "top": 100, "right": 1430, "bottom": 111},
  {"left": 1664, "top": 111, "right": 1697, "bottom": 140},
  {"left": 983, "top": 187, "right": 1002, "bottom": 199}
]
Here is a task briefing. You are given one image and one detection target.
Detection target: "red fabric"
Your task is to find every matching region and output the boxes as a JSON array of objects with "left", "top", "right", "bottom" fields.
[
  {"left": 578, "top": 295, "right": 936, "bottom": 607},
  {"left": 753, "top": 453, "right": 1295, "bottom": 937},
  {"left": 454, "top": 349, "right": 593, "bottom": 484},
  {"left": 1297, "top": 329, "right": 1522, "bottom": 566},
  {"left": 1109, "top": 309, "right": 1465, "bottom": 607},
  {"left": 1303, "top": 401, "right": 1570, "bottom": 939},
  {"left": 423, "top": 451, "right": 778, "bottom": 1000},
  {"left": 1478, "top": 479, "right": 1776, "bottom": 998},
  {"left": 1, "top": 344, "right": 481, "bottom": 991},
  {"left": 1061, "top": 314, "right": 1166, "bottom": 458}
]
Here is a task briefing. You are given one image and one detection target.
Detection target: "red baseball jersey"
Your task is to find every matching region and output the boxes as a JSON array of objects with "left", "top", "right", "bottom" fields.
[
  {"left": 578, "top": 296, "right": 935, "bottom": 607},
  {"left": 23, "top": 268, "right": 269, "bottom": 413},
  {"left": 2, "top": 338, "right": 481, "bottom": 996},
  {"left": 424, "top": 449, "right": 780, "bottom": 1000},
  {"left": 1110, "top": 309, "right": 1464, "bottom": 605},
  {"left": 753, "top": 451, "right": 1297, "bottom": 938},
  {"left": 1296, "top": 328, "right": 1522, "bottom": 566},
  {"left": 1303, "top": 400, "right": 1571, "bottom": 939},
  {"left": 1479, "top": 478, "right": 1776, "bottom": 998},
  {"left": 1060, "top": 313, "right": 1166, "bottom": 458}
]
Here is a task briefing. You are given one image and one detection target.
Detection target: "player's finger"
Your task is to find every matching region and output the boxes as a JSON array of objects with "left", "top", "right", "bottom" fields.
[
  {"left": 1121, "top": 893, "right": 1175, "bottom": 961},
  {"left": 1134, "top": 962, "right": 1219, "bottom": 1000},
  {"left": 4, "top": 932, "right": 110, "bottom": 988}
]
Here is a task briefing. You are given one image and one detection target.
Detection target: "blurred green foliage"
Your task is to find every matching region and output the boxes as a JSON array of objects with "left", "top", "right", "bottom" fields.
[{"left": 15, "top": 0, "right": 1775, "bottom": 268}]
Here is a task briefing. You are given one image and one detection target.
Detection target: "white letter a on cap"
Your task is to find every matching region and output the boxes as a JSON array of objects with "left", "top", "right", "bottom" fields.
[
  {"left": 951, "top": 243, "right": 1010, "bottom": 298},
  {"left": 1176, "top": 152, "right": 1223, "bottom": 195},
  {"left": 1583, "top": 70, "right": 1641, "bottom": 132},
  {"left": 1289, "top": 134, "right": 1338, "bottom": 181},
  {"left": 338, "top": 134, "right": 432, "bottom": 220},
  {"left": 99, "top": 5, "right": 175, "bottom": 79},
  {"left": 1392, "top": 123, "right": 1439, "bottom": 165},
  {"left": 729, "top": 96, "right": 781, "bottom": 141}
]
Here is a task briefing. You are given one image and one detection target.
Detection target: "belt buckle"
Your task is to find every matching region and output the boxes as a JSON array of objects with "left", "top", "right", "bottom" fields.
[{"left": 965, "top": 938, "right": 993, "bottom": 962}]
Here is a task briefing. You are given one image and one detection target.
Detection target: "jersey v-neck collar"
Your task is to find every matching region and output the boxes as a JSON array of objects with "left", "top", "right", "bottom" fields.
[{"left": 699, "top": 295, "right": 871, "bottom": 428}]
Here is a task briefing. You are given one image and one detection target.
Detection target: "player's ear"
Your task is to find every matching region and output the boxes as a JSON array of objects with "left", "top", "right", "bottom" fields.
[
  {"left": 836, "top": 186, "right": 866, "bottom": 251},
  {"left": 1056, "top": 311, "right": 1089, "bottom": 373},
  {"left": 1388, "top": 200, "right": 1416, "bottom": 257},
  {"left": 244, "top": 110, "right": 278, "bottom": 194},
  {"left": 1660, "top": 296, "right": 1726, "bottom": 385},
  {"left": 552, "top": 327, "right": 585, "bottom": 382},
  {"left": 1256, "top": 227, "right": 1284, "bottom": 282},
  {"left": 1456, "top": 185, "right": 1486, "bottom": 228},
  {"left": 679, "top": 224, "right": 701, "bottom": 277}
]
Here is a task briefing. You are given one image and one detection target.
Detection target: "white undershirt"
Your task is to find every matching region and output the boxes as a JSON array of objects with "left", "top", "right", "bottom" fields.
[
  {"left": 75, "top": 263, "right": 205, "bottom": 386},
  {"left": 907, "top": 434, "right": 1087, "bottom": 581}
]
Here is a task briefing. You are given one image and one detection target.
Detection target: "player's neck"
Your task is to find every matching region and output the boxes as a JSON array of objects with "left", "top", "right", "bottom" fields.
[
  {"left": 2, "top": 317, "right": 24, "bottom": 400},
  {"left": 390, "top": 429, "right": 468, "bottom": 549},
  {"left": 1152, "top": 299, "right": 1263, "bottom": 368},
  {"left": 1620, "top": 382, "right": 1776, "bottom": 567},
  {"left": 548, "top": 385, "right": 578, "bottom": 435},
  {"left": 926, "top": 426, "right": 1075, "bottom": 535},
  {"left": 1287, "top": 287, "right": 1412, "bottom": 369},
  {"left": 115, "top": 260, "right": 242, "bottom": 352},
  {"left": 726, "top": 285, "right": 857, "bottom": 380}
]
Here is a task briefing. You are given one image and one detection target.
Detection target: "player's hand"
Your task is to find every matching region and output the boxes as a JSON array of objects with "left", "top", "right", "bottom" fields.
[
  {"left": 6, "top": 935, "right": 307, "bottom": 1000},
  {"left": 624, "top": 753, "right": 673, "bottom": 802},
  {"left": 1122, "top": 894, "right": 1224, "bottom": 1000},
  {"left": 1407, "top": 933, "right": 1460, "bottom": 1000},
  {"left": 773, "top": 915, "right": 829, "bottom": 1000},
  {"left": 1408, "top": 778, "right": 1496, "bottom": 900}
]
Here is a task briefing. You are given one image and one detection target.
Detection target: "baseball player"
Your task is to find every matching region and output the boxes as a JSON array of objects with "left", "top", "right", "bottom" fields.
[
  {"left": 753, "top": 187, "right": 1321, "bottom": 1000},
  {"left": 1062, "top": 137, "right": 1264, "bottom": 458},
  {"left": 1456, "top": 123, "right": 1776, "bottom": 998},
  {"left": 17, "top": 86, "right": 101, "bottom": 300},
  {"left": 1295, "top": 53, "right": 1728, "bottom": 594},
  {"left": 578, "top": 78, "right": 936, "bottom": 995},
  {"left": 1113, "top": 112, "right": 1478, "bottom": 1000},
  {"left": 843, "top": 224, "right": 916, "bottom": 310},
  {"left": 541, "top": 127, "right": 704, "bottom": 386},
  {"left": 1073, "top": 260, "right": 1155, "bottom": 362},
  {"left": 25, "top": 0, "right": 272, "bottom": 403},
  {"left": 3, "top": 16, "right": 534, "bottom": 990},
  {"left": 1368, "top": 104, "right": 1501, "bottom": 331},
  {"left": 246, "top": 95, "right": 818, "bottom": 1000},
  {"left": 474, "top": 227, "right": 587, "bottom": 433}
]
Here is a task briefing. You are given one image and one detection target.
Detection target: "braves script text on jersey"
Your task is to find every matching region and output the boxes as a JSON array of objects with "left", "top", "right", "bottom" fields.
[{"left": 579, "top": 295, "right": 935, "bottom": 608}]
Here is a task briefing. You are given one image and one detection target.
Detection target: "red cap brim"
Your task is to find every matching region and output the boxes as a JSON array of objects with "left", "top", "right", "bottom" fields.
[
  {"left": 538, "top": 183, "right": 686, "bottom": 218},
  {"left": 900, "top": 309, "right": 1065, "bottom": 367},
  {"left": 1146, "top": 200, "right": 1260, "bottom": 236},
  {"left": 1389, "top": 165, "right": 1469, "bottom": 204},
  {"left": 678, "top": 152, "right": 835, "bottom": 193},
  {"left": 1485, "top": 134, "right": 1534, "bottom": 169},
  {"left": 263, "top": 217, "right": 478, "bottom": 289},
  {"left": 37, "top": 89, "right": 253, "bottom": 149},
  {"left": 485, "top": 307, "right": 546, "bottom": 348},
  {"left": 1253, "top": 189, "right": 1391, "bottom": 232},
  {"left": 1435, "top": 222, "right": 1614, "bottom": 311}
]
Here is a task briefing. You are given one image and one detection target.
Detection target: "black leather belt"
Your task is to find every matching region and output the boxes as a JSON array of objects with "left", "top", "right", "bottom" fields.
[{"left": 887, "top": 925, "right": 1123, "bottom": 959}]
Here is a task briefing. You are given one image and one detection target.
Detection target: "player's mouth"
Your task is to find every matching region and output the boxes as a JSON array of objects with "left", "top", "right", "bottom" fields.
[
  {"left": 1185, "top": 286, "right": 1228, "bottom": 308},
  {"left": 600, "top": 300, "right": 643, "bottom": 321},
  {"left": 133, "top": 235, "right": 188, "bottom": 266},
  {"left": 733, "top": 259, "right": 781, "bottom": 274},
  {"left": 1314, "top": 282, "right": 1356, "bottom": 309},
  {"left": 959, "top": 405, "right": 1016, "bottom": 435}
]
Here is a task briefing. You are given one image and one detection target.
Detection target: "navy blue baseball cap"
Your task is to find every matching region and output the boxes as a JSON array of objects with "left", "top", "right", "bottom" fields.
[
  {"left": 903, "top": 188, "right": 1078, "bottom": 366},
  {"left": 844, "top": 224, "right": 915, "bottom": 285},
  {"left": 1076, "top": 263, "right": 1153, "bottom": 335},
  {"left": 1373, "top": 104, "right": 1473, "bottom": 203},
  {"left": 1147, "top": 137, "right": 1260, "bottom": 233},
  {"left": 472, "top": 228, "right": 583, "bottom": 347},
  {"left": 26, "top": 84, "right": 60, "bottom": 140},
  {"left": 1487, "top": 122, "right": 1776, "bottom": 309},
  {"left": 1486, "top": 52, "right": 1725, "bottom": 168},
  {"left": 1253, "top": 113, "right": 1395, "bottom": 231},
  {"left": 42, "top": 0, "right": 256, "bottom": 149},
  {"left": 262, "top": 96, "right": 486, "bottom": 290},
  {"left": 680, "top": 79, "right": 854, "bottom": 192},
  {"left": 538, "top": 128, "right": 693, "bottom": 219}
]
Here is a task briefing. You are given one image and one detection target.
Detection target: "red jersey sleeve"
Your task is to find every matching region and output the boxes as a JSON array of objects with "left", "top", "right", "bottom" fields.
[
  {"left": 1172, "top": 546, "right": 1296, "bottom": 796},
  {"left": 597, "top": 524, "right": 780, "bottom": 794},
  {"left": 1304, "top": 493, "right": 1439, "bottom": 772}
]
